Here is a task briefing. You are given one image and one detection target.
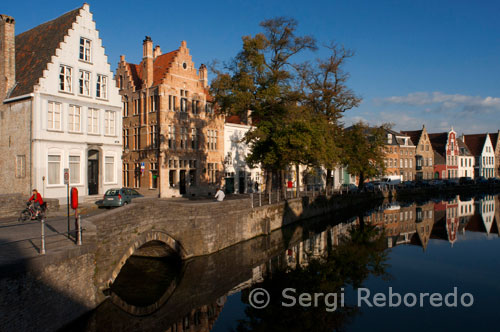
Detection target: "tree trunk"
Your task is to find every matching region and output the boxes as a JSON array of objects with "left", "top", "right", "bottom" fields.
[
  {"left": 265, "top": 169, "right": 272, "bottom": 194},
  {"left": 326, "top": 169, "right": 332, "bottom": 188},
  {"left": 358, "top": 172, "right": 365, "bottom": 191}
]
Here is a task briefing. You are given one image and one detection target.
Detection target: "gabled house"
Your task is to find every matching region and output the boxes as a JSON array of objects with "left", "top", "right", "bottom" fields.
[
  {"left": 382, "top": 129, "right": 416, "bottom": 181},
  {"left": 489, "top": 131, "right": 500, "bottom": 177},
  {"left": 401, "top": 125, "right": 434, "bottom": 180},
  {"left": 461, "top": 133, "right": 495, "bottom": 178},
  {"left": 116, "top": 38, "right": 225, "bottom": 197},
  {"left": 0, "top": 4, "right": 122, "bottom": 200},
  {"left": 457, "top": 139, "right": 474, "bottom": 178},
  {"left": 429, "top": 129, "right": 459, "bottom": 179}
]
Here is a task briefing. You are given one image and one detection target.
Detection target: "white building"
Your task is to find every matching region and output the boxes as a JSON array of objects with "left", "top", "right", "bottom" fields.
[
  {"left": 0, "top": 4, "right": 122, "bottom": 202},
  {"left": 477, "top": 195, "right": 495, "bottom": 234},
  {"left": 223, "top": 119, "right": 262, "bottom": 193},
  {"left": 457, "top": 139, "right": 474, "bottom": 178},
  {"left": 462, "top": 134, "right": 495, "bottom": 178}
]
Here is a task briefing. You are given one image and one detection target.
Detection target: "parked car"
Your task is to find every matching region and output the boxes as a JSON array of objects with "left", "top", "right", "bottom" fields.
[
  {"left": 488, "top": 177, "right": 500, "bottom": 185},
  {"left": 443, "top": 179, "right": 458, "bottom": 187},
  {"left": 414, "top": 180, "right": 431, "bottom": 188},
  {"left": 459, "top": 177, "right": 474, "bottom": 185},
  {"left": 429, "top": 179, "right": 444, "bottom": 187},
  {"left": 95, "top": 188, "right": 143, "bottom": 208},
  {"left": 341, "top": 184, "right": 358, "bottom": 193},
  {"left": 399, "top": 181, "right": 416, "bottom": 189},
  {"left": 475, "top": 176, "right": 488, "bottom": 185}
]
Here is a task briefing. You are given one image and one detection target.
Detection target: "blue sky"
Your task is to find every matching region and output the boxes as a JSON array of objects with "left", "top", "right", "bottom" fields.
[{"left": 3, "top": 0, "right": 500, "bottom": 134}]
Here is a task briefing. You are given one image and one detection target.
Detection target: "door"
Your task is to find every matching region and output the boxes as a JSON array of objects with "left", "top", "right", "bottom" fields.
[
  {"left": 225, "top": 177, "right": 234, "bottom": 194},
  {"left": 239, "top": 174, "right": 245, "bottom": 193},
  {"left": 88, "top": 150, "right": 99, "bottom": 195},
  {"left": 179, "top": 170, "right": 186, "bottom": 195}
]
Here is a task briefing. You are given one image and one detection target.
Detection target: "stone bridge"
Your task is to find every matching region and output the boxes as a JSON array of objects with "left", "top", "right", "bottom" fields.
[{"left": 1, "top": 193, "right": 381, "bottom": 331}]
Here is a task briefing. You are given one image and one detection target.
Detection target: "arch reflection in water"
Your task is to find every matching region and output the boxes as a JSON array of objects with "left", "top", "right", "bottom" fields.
[{"left": 109, "top": 240, "right": 183, "bottom": 315}]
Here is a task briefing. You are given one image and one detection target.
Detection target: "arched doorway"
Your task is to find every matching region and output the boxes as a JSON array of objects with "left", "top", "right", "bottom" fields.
[{"left": 88, "top": 150, "right": 99, "bottom": 195}]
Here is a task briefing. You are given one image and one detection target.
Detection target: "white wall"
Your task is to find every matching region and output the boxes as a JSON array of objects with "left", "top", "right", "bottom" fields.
[{"left": 32, "top": 4, "right": 122, "bottom": 200}]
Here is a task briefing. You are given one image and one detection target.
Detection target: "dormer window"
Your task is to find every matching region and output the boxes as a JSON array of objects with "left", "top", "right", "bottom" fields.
[
  {"left": 79, "top": 37, "right": 92, "bottom": 62},
  {"left": 387, "top": 134, "right": 392, "bottom": 144}
]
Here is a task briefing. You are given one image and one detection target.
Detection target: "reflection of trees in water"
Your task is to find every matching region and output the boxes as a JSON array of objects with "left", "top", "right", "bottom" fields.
[{"left": 236, "top": 224, "right": 389, "bottom": 332}]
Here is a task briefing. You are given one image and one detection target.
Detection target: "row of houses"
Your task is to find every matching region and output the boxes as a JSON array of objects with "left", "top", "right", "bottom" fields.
[
  {"left": 381, "top": 126, "right": 500, "bottom": 182},
  {"left": 0, "top": 5, "right": 498, "bottom": 202}
]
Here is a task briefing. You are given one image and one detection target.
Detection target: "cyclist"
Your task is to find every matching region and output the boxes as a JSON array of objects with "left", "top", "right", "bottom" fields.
[{"left": 28, "top": 189, "right": 44, "bottom": 218}]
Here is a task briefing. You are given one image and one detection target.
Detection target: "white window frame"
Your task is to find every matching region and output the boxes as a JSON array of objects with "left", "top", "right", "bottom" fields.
[
  {"left": 47, "top": 101, "right": 62, "bottom": 131},
  {"left": 79, "top": 70, "right": 91, "bottom": 96},
  {"left": 69, "top": 155, "right": 81, "bottom": 185},
  {"left": 47, "top": 154, "right": 62, "bottom": 186},
  {"left": 87, "top": 108, "right": 100, "bottom": 135},
  {"left": 104, "top": 110, "right": 116, "bottom": 136},
  {"left": 79, "top": 37, "right": 92, "bottom": 62},
  {"left": 68, "top": 105, "right": 81, "bottom": 133},
  {"left": 59, "top": 65, "right": 72, "bottom": 93},
  {"left": 104, "top": 155, "right": 116, "bottom": 184},
  {"left": 96, "top": 75, "right": 108, "bottom": 99}
]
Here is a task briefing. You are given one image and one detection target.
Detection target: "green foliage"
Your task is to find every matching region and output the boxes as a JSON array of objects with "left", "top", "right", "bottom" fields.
[
  {"left": 341, "top": 121, "right": 388, "bottom": 188},
  {"left": 210, "top": 17, "right": 360, "bottom": 176}
]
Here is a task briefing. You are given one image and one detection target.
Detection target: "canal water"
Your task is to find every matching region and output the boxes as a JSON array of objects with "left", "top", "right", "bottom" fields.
[{"left": 65, "top": 193, "right": 500, "bottom": 332}]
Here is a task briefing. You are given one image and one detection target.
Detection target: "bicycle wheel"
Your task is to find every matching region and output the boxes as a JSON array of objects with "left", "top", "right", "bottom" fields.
[{"left": 18, "top": 209, "right": 32, "bottom": 222}]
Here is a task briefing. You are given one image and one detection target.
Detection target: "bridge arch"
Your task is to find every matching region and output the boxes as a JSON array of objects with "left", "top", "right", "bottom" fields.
[{"left": 107, "top": 231, "right": 188, "bottom": 289}]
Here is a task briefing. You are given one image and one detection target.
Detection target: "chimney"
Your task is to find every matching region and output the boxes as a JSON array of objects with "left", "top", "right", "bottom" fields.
[
  {"left": 199, "top": 64, "right": 208, "bottom": 88},
  {"left": 0, "top": 14, "right": 15, "bottom": 101},
  {"left": 120, "top": 54, "right": 125, "bottom": 63},
  {"left": 142, "top": 36, "right": 153, "bottom": 87},
  {"left": 153, "top": 45, "right": 162, "bottom": 59}
]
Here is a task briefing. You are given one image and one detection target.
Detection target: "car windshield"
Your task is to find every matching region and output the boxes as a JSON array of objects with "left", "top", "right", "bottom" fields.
[{"left": 105, "top": 189, "right": 120, "bottom": 196}]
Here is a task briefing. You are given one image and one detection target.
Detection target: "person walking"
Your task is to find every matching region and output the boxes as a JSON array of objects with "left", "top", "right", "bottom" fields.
[{"left": 214, "top": 187, "right": 225, "bottom": 202}]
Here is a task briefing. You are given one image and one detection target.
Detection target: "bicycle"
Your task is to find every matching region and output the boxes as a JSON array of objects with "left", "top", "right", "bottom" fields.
[{"left": 18, "top": 202, "right": 47, "bottom": 222}]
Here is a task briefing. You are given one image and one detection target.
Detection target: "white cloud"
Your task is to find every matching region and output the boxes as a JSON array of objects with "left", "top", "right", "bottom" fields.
[{"left": 375, "top": 91, "right": 500, "bottom": 114}]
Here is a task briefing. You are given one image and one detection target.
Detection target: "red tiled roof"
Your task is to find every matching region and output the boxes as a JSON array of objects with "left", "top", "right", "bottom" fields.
[
  {"left": 125, "top": 50, "right": 178, "bottom": 90},
  {"left": 226, "top": 115, "right": 242, "bottom": 124},
  {"left": 462, "top": 134, "right": 487, "bottom": 157},
  {"left": 10, "top": 7, "right": 81, "bottom": 98},
  {"left": 428, "top": 132, "right": 448, "bottom": 156}
]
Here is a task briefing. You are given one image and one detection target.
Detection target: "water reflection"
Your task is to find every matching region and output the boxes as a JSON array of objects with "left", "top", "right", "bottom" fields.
[{"left": 66, "top": 193, "right": 500, "bottom": 332}]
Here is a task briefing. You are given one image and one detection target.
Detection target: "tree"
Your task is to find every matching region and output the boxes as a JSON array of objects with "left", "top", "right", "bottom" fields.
[
  {"left": 342, "top": 122, "right": 388, "bottom": 190},
  {"left": 296, "top": 43, "right": 362, "bottom": 186}
]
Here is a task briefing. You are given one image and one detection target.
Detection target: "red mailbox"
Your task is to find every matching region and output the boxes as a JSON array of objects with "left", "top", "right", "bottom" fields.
[{"left": 70, "top": 187, "right": 79, "bottom": 210}]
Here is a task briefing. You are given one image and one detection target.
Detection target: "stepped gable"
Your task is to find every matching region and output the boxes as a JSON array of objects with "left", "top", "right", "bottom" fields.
[{"left": 124, "top": 50, "right": 179, "bottom": 90}]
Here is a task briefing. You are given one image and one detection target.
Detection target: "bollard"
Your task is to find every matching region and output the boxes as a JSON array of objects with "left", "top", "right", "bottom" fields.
[
  {"left": 250, "top": 193, "right": 254, "bottom": 208},
  {"left": 259, "top": 192, "right": 262, "bottom": 207},
  {"left": 277, "top": 190, "right": 280, "bottom": 202},
  {"left": 77, "top": 215, "right": 82, "bottom": 246},
  {"left": 269, "top": 191, "right": 271, "bottom": 205},
  {"left": 40, "top": 218, "right": 46, "bottom": 255}
]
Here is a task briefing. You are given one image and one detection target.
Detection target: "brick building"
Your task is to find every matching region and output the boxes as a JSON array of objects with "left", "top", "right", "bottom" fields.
[
  {"left": 0, "top": 5, "right": 122, "bottom": 201},
  {"left": 382, "top": 129, "right": 416, "bottom": 181},
  {"left": 116, "top": 38, "right": 224, "bottom": 197},
  {"left": 401, "top": 125, "right": 434, "bottom": 180},
  {"left": 429, "top": 129, "right": 459, "bottom": 179}
]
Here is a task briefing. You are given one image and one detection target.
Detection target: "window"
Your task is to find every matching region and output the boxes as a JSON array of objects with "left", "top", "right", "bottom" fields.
[
  {"left": 205, "top": 102, "right": 213, "bottom": 114},
  {"left": 191, "top": 128, "right": 198, "bottom": 149},
  {"left": 79, "top": 70, "right": 91, "bottom": 96},
  {"left": 134, "top": 163, "right": 140, "bottom": 188},
  {"left": 69, "top": 156, "right": 80, "bottom": 184},
  {"left": 150, "top": 163, "right": 158, "bottom": 189},
  {"left": 208, "top": 130, "right": 218, "bottom": 150},
  {"left": 192, "top": 100, "right": 199, "bottom": 114},
  {"left": 96, "top": 75, "right": 107, "bottom": 99},
  {"left": 409, "top": 159, "right": 413, "bottom": 168},
  {"left": 79, "top": 37, "right": 91, "bottom": 62},
  {"left": 104, "top": 111, "right": 116, "bottom": 136},
  {"left": 134, "top": 128, "right": 140, "bottom": 150},
  {"left": 48, "top": 155, "right": 61, "bottom": 185},
  {"left": 180, "top": 127, "right": 188, "bottom": 149},
  {"left": 47, "top": 101, "right": 61, "bottom": 130},
  {"left": 16, "top": 155, "right": 26, "bottom": 178},
  {"left": 134, "top": 99, "right": 139, "bottom": 115},
  {"left": 123, "top": 97, "right": 129, "bottom": 117},
  {"left": 123, "top": 129, "right": 129, "bottom": 149},
  {"left": 169, "top": 170, "right": 176, "bottom": 187},
  {"left": 123, "top": 163, "right": 129, "bottom": 187},
  {"left": 59, "top": 65, "right": 72, "bottom": 92},
  {"left": 150, "top": 125, "right": 158, "bottom": 148},
  {"left": 168, "top": 125, "right": 175, "bottom": 149},
  {"left": 105, "top": 156, "right": 115, "bottom": 183},
  {"left": 68, "top": 105, "right": 81, "bottom": 132},
  {"left": 87, "top": 108, "right": 99, "bottom": 134},
  {"left": 181, "top": 97, "right": 187, "bottom": 112},
  {"left": 208, "top": 163, "right": 217, "bottom": 184},
  {"left": 400, "top": 159, "right": 403, "bottom": 168}
]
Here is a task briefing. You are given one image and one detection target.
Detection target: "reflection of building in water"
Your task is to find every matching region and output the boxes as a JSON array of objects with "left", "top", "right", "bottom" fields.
[
  {"left": 166, "top": 297, "right": 226, "bottom": 332},
  {"left": 365, "top": 202, "right": 417, "bottom": 248},
  {"left": 495, "top": 195, "right": 500, "bottom": 236},
  {"left": 431, "top": 198, "right": 458, "bottom": 246},
  {"left": 457, "top": 196, "right": 475, "bottom": 234},
  {"left": 445, "top": 196, "right": 459, "bottom": 245},
  {"left": 413, "top": 201, "right": 435, "bottom": 250},
  {"left": 477, "top": 195, "right": 496, "bottom": 235}
]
